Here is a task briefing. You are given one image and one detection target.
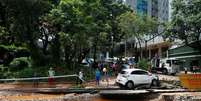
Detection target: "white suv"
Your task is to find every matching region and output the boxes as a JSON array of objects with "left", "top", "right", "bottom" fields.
[{"left": 116, "top": 68, "right": 159, "bottom": 89}]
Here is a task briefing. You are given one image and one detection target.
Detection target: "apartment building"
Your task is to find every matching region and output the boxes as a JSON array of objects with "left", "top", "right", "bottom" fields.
[{"left": 124, "top": 0, "right": 171, "bottom": 59}]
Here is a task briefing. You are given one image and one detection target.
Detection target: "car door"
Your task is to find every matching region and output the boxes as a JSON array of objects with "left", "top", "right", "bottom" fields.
[
  {"left": 130, "top": 70, "right": 150, "bottom": 85},
  {"left": 138, "top": 70, "right": 151, "bottom": 84},
  {"left": 130, "top": 70, "right": 143, "bottom": 85}
]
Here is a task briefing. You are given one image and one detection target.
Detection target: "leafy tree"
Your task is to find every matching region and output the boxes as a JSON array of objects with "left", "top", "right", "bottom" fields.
[
  {"left": 43, "top": 0, "right": 131, "bottom": 63},
  {"left": 42, "top": 0, "right": 94, "bottom": 68},
  {"left": 0, "top": 0, "right": 52, "bottom": 66},
  {"left": 88, "top": 0, "right": 131, "bottom": 59},
  {"left": 165, "top": 0, "right": 201, "bottom": 52},
  {"left": 0, "top": 27, "right": 11, "bottom": 45},
  {"left": 0, "top": 0, "right": 130, "bottom": 68},
  {"left": 117, "top": 11, "right": 158, "bottom": 58}
]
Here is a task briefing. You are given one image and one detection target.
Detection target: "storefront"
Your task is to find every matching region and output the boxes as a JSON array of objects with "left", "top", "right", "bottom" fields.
[{"left": 168, "top": 45, "right": 201, "bottom": 71}]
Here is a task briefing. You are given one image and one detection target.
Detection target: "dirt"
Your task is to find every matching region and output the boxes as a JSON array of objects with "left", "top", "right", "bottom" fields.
[
  {"left": 0, "top": 75, "right": 200, "bottom": 101},
  {"left": 0, "top": 82, "right": 72, "bottom": 89},
  {"left": 158, "top": 74, "right": 179, "bottom": 81},
  {"left": 153, "top": 92, "right": 201, "bottom": 101},
  {"left": 0, "top": 92, "right": 62, "bottom": 101}
]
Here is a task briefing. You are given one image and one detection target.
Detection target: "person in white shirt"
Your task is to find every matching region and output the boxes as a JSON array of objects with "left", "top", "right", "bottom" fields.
[
  {"left": 184, "top": 67, "right": 188, "bottom": 74},
  {"left": 78, "top": 70, "right": 83, "bottom": 84},
  {"left": 103, "top": 67, "right": 109, "bottom": 86},
  {"left": 48, "top": 67, "right": 55, "bottom": 85}
]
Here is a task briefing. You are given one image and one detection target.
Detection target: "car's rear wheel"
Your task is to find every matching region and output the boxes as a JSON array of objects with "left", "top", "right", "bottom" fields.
[
  {"left": 162, "top": 69, "right": 168, "bottom": 74},
  {"left": 126, "top": 81, "right": 134, "bottom": 89},
  {"left": 151, "top": 79, "right": 158, "bottom": 87}
]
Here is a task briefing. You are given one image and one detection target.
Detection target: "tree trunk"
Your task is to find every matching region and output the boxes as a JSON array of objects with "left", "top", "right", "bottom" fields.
[
  {"left": 0, "top": 2, "right": 6, "bottom": 26},
  {"left": 51, "top": 34, "right": 61, "bottom": 65},
  {"left": 138, "top": 41, "right": 142, "bottom": 59},
  {"left": 124, "top": 40, "right": 127, "bottom": 57},
  {"left": 26, "top": 19, "right": 44, "bottom": 66},
  {"left": 40, "top": 27, "right": 49, "bottom": 55},
  {"left": 93, "top": 43, "right": 97, "bottom": 62}
]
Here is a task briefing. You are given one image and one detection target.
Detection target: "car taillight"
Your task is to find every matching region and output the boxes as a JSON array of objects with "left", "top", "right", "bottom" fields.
[{"left": 148, "top": 73, "right": 152, "bottom": 76}]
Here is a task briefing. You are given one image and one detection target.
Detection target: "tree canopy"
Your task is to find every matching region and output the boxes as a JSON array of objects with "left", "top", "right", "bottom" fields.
[
  {"left": 165, "top": 0, "right": 201, "bottom": 52},
  {"left": 117, "top": 11, "right": 158, "bottom": 49},
  {"left": 0, "top": 0, "right": 131, "bottom": 68}
]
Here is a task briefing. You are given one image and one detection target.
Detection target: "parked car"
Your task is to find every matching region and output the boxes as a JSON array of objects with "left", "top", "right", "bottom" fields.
[
  {"left": 121, "top": 64, "right": 130, "bottom": 69},
  {"left": 81, "top": 58, "right": 94, "bottom": 67},
  {"left": 116, "top": 68, "right": 159, "bottom": 89}
]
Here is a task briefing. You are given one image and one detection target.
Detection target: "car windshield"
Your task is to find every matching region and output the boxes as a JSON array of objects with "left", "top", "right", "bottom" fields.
[
  {"left": 120, "top": 71, "right": 127, "bottom": 74},
  {"left": 122, "top": 64, "right": 129, "bottom": 69}
]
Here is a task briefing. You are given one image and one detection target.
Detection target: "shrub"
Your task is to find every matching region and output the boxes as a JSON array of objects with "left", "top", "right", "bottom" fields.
[
  {"left": 137, "top": 58, "right": 150, "bottom": 70},
  {"left": 15, "top": 67, "right": 34, "bottom": 78},
  {"left": 9, "top": 57, "right": 30, "bottom": 71}
]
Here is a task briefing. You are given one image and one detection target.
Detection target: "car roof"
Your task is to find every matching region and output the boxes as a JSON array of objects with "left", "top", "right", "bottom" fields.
[{"left": 122, "top": 68, "right": 146, "bottom": 72}]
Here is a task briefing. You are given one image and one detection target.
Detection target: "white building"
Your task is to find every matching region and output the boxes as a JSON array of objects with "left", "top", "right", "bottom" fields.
[
  {"left": 125, "top": 0, "right": 170, "bottom": 21},
  {"left": 124, "top": 0, "right": 172, "bottom": 58}
]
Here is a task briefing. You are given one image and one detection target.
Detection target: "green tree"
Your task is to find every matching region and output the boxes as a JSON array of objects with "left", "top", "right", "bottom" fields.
[
  {"left": 0, "top": 0, "right": 51, "bottom": 66},
  {"left": 117, "top": 11, "right": 157, "bottom": 57},
  {"left": 43, "top": 0, "right": 131, "bottom": 63},
  {"left": 166, "top": 0, "right": 201, "bottom": 52},
  {"left": 0, "top": 0, "right": 130, "bottom": 68},
  {"left": 42, "top": 0, "right": 95, "bottom": 68},
  {"left": 88, "top": 0, "right": 131, "bottom": 59}
]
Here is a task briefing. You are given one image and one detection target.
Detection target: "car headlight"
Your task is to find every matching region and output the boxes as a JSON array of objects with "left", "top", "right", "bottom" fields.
[{"left": 122, "top": 74, "right": 129, "bottom": 78}]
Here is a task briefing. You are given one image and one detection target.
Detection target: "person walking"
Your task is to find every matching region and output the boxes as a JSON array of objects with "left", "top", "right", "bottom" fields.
[
  {"left": 33, "top": 72, "right": 39, "bottom": 87},
  {"left": 48, "top": 67, "right": 55, "bottom": 86},
  {"left": 78, "top": 70, "right": 83, "bottom": 84},
  {"left": 184, "top": 67, "right": 188, "bottom": 74},
  {"left": 103, "top": 67, "right": 109, "bottom": 86},
  {"left": 95, "top": 68, "right": 101, "bottom": 86}
]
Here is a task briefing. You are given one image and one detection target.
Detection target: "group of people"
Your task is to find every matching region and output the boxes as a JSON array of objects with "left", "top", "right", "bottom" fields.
[
  {"left": 77, "top": 63, "right": 112, "bottom": 86},
  {"left": 33, "top": 67, "right": 55, "bottom": 87},
  {"left": 94, "top": 62, "right": 120, "bottom": 86},
  {"left": 33, "top": 62, "right": 119, "bottom": 87},
  {"left": 95, "top": 67, "right": 109, "bottom": 86},
  {"left": 48, "top": 67, "right": 85, "bottom": 86}
]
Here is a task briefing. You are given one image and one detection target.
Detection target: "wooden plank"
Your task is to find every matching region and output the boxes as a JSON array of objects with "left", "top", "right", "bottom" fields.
[
  {"left": 2, "top": 87, "right": 201, "bottom": 95},
  {"left": 100, "top": 89, "right": 201, "bottom": 96},
  {"left": 0, "top": 87, "right": 120, "bottom": 94},
  {"left": 100, "top": 90, "right": 150, "bottom": 96}
]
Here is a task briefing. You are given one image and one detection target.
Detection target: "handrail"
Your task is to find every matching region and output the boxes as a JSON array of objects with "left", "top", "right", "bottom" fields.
[{"left": 0, "top": 74, "right": 84, "bottom": 82}]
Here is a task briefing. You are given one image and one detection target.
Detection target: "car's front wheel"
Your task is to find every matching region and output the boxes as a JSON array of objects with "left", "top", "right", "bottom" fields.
[
  {"left": 126, "top": 81, "right": 134, "bottom": 89},
  {"left": 151, "top": 79, "right": 158, "bottom": 87}
]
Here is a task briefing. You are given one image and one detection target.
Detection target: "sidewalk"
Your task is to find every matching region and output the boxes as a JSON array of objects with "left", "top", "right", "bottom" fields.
[{"left": 85, "top": 77, "right": 117, "bottom": 88}]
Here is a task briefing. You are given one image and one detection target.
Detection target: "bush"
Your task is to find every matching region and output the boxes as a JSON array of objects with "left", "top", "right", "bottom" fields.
[
  {"left": 15, "top": 67, "right": 34, "bottom": 78},
  {"left": 9, "top": 57, "right": 30, "bottom": 71},
  {"left": 0, "top": 44, "right": 28, "bottom": 52},
  {"left": 33, "top": 66, "right": 49, "bottom": 77},
  {"left": 137, "top": 59, "right": 150, "bottom": 70}
]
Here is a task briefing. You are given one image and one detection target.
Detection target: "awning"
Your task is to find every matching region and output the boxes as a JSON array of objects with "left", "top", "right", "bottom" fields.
[{"left": 168, "top": 55, "right": 201, "bottom": 60}]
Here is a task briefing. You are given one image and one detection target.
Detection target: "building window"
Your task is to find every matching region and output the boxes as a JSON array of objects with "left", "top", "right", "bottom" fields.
[{"left": 137, "top": 0, "right": 148, "bottom": 15}]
